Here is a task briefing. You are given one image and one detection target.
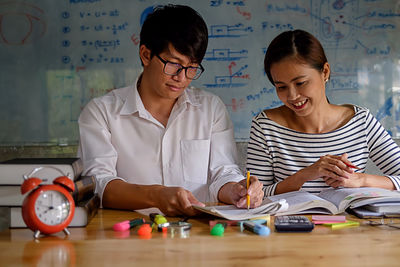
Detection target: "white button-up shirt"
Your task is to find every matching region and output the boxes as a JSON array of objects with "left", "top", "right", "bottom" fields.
[{"left": 78, "top": 77, "right": 244, "bottom": 205}]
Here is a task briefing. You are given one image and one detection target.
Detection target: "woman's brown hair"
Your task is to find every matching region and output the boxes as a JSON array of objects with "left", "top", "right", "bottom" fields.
[{"left": 264, "top": 30, "right": 328, "bottom": 85}]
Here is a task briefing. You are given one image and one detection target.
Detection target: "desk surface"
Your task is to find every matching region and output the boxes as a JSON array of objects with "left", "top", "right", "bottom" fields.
[{"left": 1, "top": 209, "right": 400, "bottom": 266}]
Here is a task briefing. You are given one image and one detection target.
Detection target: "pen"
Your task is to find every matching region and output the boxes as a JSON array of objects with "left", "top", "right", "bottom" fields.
[
  {"left": 243, "top": 220, "right": 270, "bottom": 236},
  {"left": 344, "top": 161, "right": 360, "bottom": 169},
  {"left": 113, "top": 218, "right": 145, "bottom": 232},
  {"left": 246, "top": 171, "right": 250, "bottom": 210}
]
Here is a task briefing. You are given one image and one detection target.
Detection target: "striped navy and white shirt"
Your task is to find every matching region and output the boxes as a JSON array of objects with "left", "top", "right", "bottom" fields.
[{"left": 247, "top": 105, "right": 400, "bottom": 196}]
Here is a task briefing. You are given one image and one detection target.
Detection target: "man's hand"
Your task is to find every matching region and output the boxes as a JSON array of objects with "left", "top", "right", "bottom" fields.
[
  {"left": 153, "top": 186, "right": 205, "bottom": 216},
  {"left": 102, "top": 180, "right": 204, "bottom": 216}
]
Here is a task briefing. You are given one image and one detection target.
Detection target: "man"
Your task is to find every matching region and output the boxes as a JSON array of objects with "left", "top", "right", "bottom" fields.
[{"left": 78, "top": 4, "right": 263, "bottom": 216}]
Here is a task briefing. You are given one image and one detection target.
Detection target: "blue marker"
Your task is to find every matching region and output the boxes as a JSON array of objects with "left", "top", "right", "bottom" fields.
[{"left": 243, "top": 221, "right": 270, "bottom": 236}]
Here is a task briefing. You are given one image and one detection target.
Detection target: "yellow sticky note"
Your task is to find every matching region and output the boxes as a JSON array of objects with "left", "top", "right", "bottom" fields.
[
  {"left": 322, "top": 220, "right": 360, "bottom": 230},
  {"left": 250, "top": 214, "right": 271, "bottom": 227}
]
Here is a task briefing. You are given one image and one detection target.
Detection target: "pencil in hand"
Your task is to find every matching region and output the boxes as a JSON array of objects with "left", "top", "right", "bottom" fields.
[{"left": 246, "top": 171, "right": 250, "bottom": 210}]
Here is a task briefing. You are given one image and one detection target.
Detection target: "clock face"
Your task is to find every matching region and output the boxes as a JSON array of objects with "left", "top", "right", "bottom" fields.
[{"left": 34, "top": 190, "right": 71, "bottom": 225}]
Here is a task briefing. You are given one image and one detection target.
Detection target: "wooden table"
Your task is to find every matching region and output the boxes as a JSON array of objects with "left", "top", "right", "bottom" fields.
[{"left": 0, "top": 209, "right": 399, "bottom": 266}]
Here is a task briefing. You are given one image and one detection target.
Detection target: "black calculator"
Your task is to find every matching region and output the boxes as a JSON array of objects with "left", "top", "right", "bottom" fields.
[{"left": 274, "top": 216, "right": 314, "bottom": 232}]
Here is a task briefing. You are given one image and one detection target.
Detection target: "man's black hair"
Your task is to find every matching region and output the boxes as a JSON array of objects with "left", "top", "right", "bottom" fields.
[{"left": 140, "top": 4, "right": 208, "bottom": 64}]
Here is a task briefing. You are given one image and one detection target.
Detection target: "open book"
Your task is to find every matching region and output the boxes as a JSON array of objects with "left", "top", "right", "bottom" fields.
[
  {"left": 193, "top": 198, "right": 288, "bottom": 220},
  {"left": 267, "top": 187, "right": 400, "bottom": 216}
]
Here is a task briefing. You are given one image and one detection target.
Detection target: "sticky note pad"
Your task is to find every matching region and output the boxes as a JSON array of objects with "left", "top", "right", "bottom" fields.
[
  {"left": 250, "top": 214, "right": 271, "bottom": 227},
  {"left": 322, "top": 220, "right": 360, "bottom": 230},
  {"left": 312, "top": 215, "right": 346, "bottom": 222}
]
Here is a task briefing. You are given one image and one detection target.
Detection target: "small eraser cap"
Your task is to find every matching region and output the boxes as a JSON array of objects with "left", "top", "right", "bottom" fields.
[{"left": 255, "top": 225, "right": 270, "bottom": 236}]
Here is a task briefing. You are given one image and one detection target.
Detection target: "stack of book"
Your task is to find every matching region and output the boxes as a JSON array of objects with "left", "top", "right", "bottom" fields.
[{"left": 0, "top": 158, "right": 99, "bottom": 228}]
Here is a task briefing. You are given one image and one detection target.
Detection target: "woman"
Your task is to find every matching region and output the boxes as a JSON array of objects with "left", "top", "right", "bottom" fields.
[{"left": 247, "top": 29, "right": 400, "bottom": 196}]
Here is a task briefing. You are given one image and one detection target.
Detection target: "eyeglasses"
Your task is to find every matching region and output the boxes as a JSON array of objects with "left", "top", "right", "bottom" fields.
[
  {"left": 156, "top": 54, "right": 204, "bottom": 80},
  {"left": 365, "top": 217, "right": 400, "bottom": 230}
]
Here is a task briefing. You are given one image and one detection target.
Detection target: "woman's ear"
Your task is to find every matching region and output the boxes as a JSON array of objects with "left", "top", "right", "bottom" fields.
[
  {"left": 322, "top": 62, "right": 331, "bottom": 81},
  {"left": 139, "top": 45, "right": 152, "bottom": 66}
]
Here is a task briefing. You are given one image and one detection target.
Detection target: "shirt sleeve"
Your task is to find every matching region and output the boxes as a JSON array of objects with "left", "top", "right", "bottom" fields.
[
  {"left": 208, "top": 96, "right": 244, "bottom": 202},
  {"left": 77, "top": 99, "right": 125, "bottom": 207},
  {"left": 246, "top": 115, "right": 279, "bottom": 196},
  {"left": 365, "top": 110, "right": 400, "bottom": 190}
]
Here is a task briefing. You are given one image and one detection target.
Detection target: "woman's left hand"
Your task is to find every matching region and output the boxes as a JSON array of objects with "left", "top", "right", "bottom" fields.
[{"left": 323, "top": 172, "right": 365, "bottom": 188}]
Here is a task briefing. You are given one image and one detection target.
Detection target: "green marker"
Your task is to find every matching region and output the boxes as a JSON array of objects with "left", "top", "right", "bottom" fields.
[{"left": 210, "top": 223, "right": 226, "bottom": 236}]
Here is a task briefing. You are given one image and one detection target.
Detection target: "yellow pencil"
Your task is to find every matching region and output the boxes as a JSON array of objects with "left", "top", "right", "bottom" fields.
[{"left": 246, "top": 171, "right": 250, "bottom": 210}]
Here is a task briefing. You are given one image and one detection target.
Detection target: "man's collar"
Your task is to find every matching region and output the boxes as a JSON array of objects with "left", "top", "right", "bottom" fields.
[
  {"left": 119, "top": 76, "right": 143, "bottom": 115},
  {"left": 175, "top": 86, "right": 201, "bottom": 107},
  {"left": 120, "top": 74, "right": 201, "bottom": 116}
]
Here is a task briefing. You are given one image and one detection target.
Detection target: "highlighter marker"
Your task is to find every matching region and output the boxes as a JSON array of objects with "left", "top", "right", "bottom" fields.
[
  {"left": 150, "top": 213, "right": 168, "bottom": 231},
  {"left": 113, "top": 218, "right": 145, "bottom": 232},
  {"left": 243, "top": 220, "right": 270, "bottom": 236},
  {"left": 150, "top": 213, "right": 168, "bottom": 225},
  {"left": 210, "top": 223, "right": 226, "bottom": 236}
]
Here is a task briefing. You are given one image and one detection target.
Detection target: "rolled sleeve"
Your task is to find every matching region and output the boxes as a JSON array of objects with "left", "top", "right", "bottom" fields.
[
  {"left": 208, "top": 98, "right": 244, "bottom": 201},
  {"left": 78, "top": 100, "right": 123, "bottom": 207},
  {"left": 387, "top": 176, "right": 400, "bottom": 191}
]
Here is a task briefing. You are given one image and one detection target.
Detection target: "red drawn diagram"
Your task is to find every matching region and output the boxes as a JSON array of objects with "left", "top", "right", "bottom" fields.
[{"left": 0, "top": 1, "right": 46, "bottom": 45}]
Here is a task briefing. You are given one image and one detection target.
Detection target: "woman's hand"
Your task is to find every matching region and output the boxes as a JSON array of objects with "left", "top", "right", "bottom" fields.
[
  {"left": 218, "top": 176, "right": 264, "bottom": 209},
  {"left": 323, "top": 172, "right": 366, "bottom": 188},
  {"left": 303, "top": 153, "right": 355, "bottom": 182},
  {"left": 320, "top": 153, "right": 363, "bottom": 188}
]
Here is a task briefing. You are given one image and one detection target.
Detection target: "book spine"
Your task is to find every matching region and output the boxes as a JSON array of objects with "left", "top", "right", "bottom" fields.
[
  {"left": 0, "top": 175, "right": 96, "bottom": 206},
  {"left": 0, "top": 158, "right": 83, "bottom": 184},
  {"left": 72, "top": 175, "right": 96, "bottom": 203},
  {"left": 68, "top": 194, "right": 100, "bottom": 228},
  {"left": 82, "top": 195, "right": 100, "bottom": 223},
  {"left": 71, "top": 158, "right": 84, "bottom": 180}
]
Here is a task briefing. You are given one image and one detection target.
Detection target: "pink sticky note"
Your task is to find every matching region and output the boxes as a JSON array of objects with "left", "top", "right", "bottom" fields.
[
  {"left": 313, "top": 220, "right": 347, "bottom": 225},
  {"left": 312, "top": 215, "right": 346, "bottom": 222}
]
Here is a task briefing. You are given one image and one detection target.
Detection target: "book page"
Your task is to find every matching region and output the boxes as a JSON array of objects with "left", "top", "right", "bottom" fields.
[
  {"left": 193, "top": 198, "right": 287, "bottom": 220},
  {"left": 317, "top": 187, "right": 400, "bottom": 212},
  {"left": 268, "top": 191, "right": 338, "bottom": 215},
  {"left": 346, "top": 196, "right": 400, "bottom": 209}
]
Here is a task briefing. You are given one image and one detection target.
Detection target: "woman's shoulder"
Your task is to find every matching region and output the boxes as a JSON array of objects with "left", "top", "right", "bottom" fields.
[
  {"left": 262, "top": 106, "right": 291, "bottom": 127},
  {"left": 343, "top": 104, "right": 371, "bottom": 118}
]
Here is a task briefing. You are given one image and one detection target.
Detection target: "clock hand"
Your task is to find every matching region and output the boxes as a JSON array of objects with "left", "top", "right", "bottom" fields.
[{"left": 43, "top": 206, "right": 54, "bottom": 214}]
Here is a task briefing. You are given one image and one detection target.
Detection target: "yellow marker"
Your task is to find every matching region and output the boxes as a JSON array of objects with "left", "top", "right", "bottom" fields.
[{"left": 246, "top": 171, "right": 250, "bottom": 210}]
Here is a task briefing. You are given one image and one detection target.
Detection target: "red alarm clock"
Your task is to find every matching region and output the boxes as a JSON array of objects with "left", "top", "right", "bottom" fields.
[{"left": 21, "top": 166, "right": 75, "bottom": 239}]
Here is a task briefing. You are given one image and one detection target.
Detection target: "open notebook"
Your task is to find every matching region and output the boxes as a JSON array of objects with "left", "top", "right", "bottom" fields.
[{"left": 193, "top": 198, "right": 288, "bottom": 220}]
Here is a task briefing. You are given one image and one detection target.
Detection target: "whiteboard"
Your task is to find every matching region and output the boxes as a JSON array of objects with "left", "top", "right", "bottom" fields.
[{"left": 0, "top": 0, "right": 399, "bottom": 145}]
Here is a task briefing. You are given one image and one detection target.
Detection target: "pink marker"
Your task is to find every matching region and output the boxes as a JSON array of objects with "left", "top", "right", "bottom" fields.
[{"left": 113, "top": 218, "right": 145, "bottom": 232}]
